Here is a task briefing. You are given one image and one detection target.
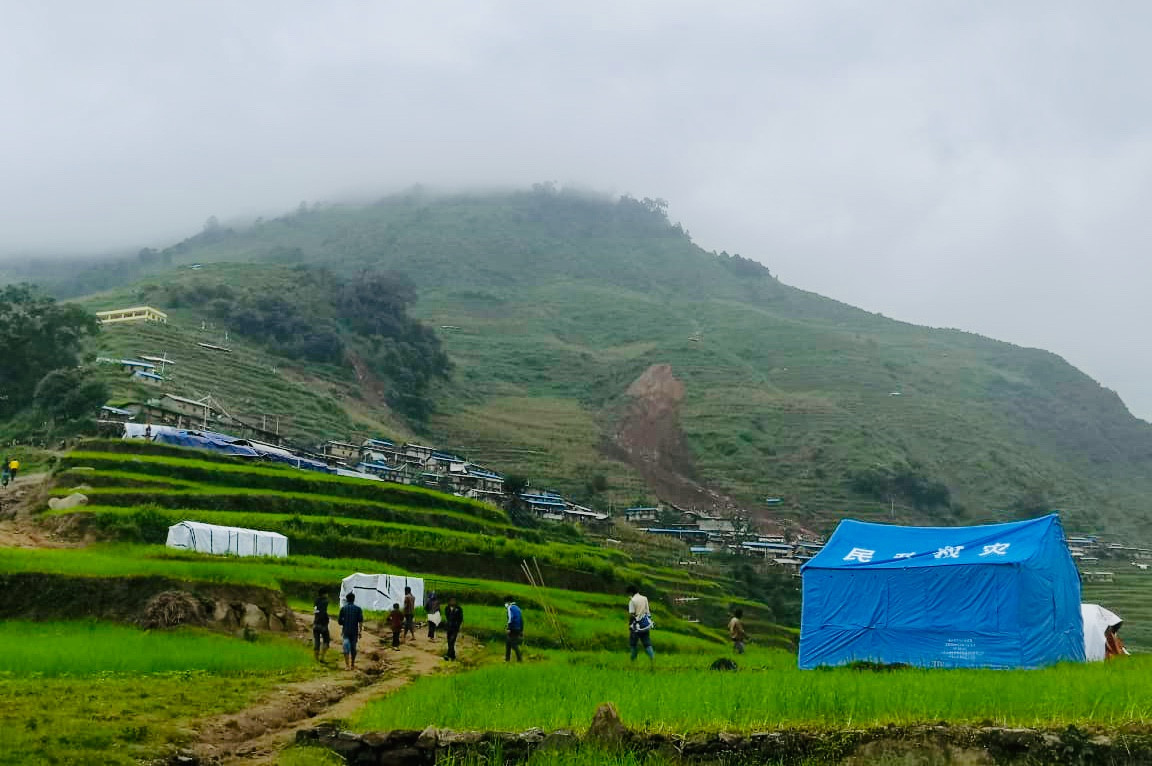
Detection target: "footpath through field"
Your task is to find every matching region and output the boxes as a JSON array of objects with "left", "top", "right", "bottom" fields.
[
  {"left": 0, "top": 472, "right": 78, "bottom": 548},
  {"left": 189, "top": 611, "right": 474, "bottom": 765}
]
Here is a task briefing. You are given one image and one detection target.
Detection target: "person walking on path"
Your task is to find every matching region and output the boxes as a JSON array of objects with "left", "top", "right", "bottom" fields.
[
  {"left": 728, "top": 608, "right": 747, "bottom": 655},
  {"left": 504, "top": 596, "right": 523, "bottom": 662},
  {"left": 337, "top": 592, "right": 364, "bottom": 670},
  {"left": 312, "top": 589, "right": 331, "bottom": 662},
  {"left": 387, "top": 603, "right": 404, "bottom": 650},
  {"left": 6, "top": 457, "right": 18, "bottom": 483},
  {"left": 0, "top": 457, "right": 10, "bottom": 489},
  {"left": 443, "top": 596, "right": 464, "bottom": 661},
  {"left": 627, "top": 585, "right": 655, "bottom": 665},
  {"left": 402, "top": 586, "right": 416, "bottom": 642},
  {"left": 425, "top": 591, "right": 441, "bottom": 640}
]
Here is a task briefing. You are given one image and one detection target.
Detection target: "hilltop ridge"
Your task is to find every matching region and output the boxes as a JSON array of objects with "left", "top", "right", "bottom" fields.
[{"left": 6, "top": 187, "right": 1152, "bottom": 540}]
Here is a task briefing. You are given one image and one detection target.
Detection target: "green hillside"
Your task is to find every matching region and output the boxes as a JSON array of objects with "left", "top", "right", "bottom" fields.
[
  {"left": 33, "top": 439, "right": 789, "bottom": 638},
  {"left": 11, "top": 187, "right": 1152, "bottom": 539}
]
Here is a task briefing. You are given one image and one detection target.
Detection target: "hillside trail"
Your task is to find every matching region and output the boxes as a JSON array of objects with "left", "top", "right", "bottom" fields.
[
  {"left": 0, "top": 472, "right": 78, "bottom": 548},
  {"left": 190, "top": 615, "right": 474, "bottom": 765}
]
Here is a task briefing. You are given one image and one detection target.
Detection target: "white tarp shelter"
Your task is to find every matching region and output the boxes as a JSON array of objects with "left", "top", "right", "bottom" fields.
[
  {"left": 339, "top": 573, "right": 425, "bottom": 613},
  {"left": 1081, "top": 603, "right": 1124, "bottom": 662},
  {"left": 166, "top": 521, "right": 289, "bottom": 558}
]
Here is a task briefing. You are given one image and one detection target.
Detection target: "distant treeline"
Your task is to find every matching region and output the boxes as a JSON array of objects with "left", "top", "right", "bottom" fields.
[{"left": 139, "top": 267, "right": 450, "bottom": 422}]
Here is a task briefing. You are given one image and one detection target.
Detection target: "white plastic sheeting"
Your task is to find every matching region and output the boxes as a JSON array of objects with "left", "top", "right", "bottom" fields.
[
  {"left": 339, "top": 573, "right": 424, "bottom": 613},
  {"left": 165, "top": 521, "right": 289, "bottom": 558},
  {"left": 1081, "top": 603, "right": 1124, "bottom": 662}
]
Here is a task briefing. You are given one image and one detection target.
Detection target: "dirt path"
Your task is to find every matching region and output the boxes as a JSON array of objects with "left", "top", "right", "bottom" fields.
[
  {"left": 0, "top": 472, "right": 78, "bottom": 548},
  {"left": 189, "top": 617, "right": 474, "bottom": 765}
]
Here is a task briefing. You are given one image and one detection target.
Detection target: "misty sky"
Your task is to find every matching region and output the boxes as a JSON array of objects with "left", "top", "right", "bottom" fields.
[{"left": 5, "top": 2, "right": 1152, "bottom": 418}]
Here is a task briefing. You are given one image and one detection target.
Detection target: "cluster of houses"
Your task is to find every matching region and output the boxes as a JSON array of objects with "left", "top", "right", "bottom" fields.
[
  {"left": 1067, "top": 535, "right": 1152, "bottom": 582},
  {"left": 622, "top": 505, "right": 824, "bottom": 569},
  {"left": 322, "top": 439, "right": 612, "bottom": 524},
  {"left": 100, "top": 389, "right": 285, "bottom": 446}
]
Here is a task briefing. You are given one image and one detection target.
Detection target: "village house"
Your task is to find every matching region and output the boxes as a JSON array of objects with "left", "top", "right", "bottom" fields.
[
  {"left": 361, "top": 439, "right": 399, "bottom": 464},
  {"left": 99, "top": 405, "right": 134, "bottom": 423},
  {"left": 521, "top": 491, "right": 569, "bottom": 519},
  {"left": 158, "top": 394, "right": 217, "bottom": 425},
  {"left": 427, "top": 451, "right": 465, "bottom": 472},
  {"left": 120, "top": 359, "right": 158, "bottom": 375},
  {"left": 401, "top": 443, "right": 435, "bottom": 466},
  {"left": 560, "top": 503, "right": 610, "bottom": 525},
  {"left": 623, "top": 506, "right": 660, "bottom": 524},
  {"left": 95, "top": 306, "right": 169, "bottom": 325},
  {"left": 323, "top": 441, "right": 361, "bottom": 463},
  {"left": 680, "top": 510, "right": 736, "bottom": 533},
  {"left": 133, "top": 370, "right": 164, "bottom": 386},
  {"left": 644, "top": 527, "right": 712, "bottom": 544},
  {"left": 740, "top": 541, "right": 795, "bottom": 559}
]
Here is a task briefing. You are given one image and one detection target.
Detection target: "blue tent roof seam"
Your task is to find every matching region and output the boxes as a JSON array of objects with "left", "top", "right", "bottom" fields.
[{"left": 799, "top": 514, "right": 1084, "bottom": 669}]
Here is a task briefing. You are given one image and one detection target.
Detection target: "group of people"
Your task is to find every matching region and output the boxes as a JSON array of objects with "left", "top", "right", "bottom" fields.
[
  {"left": 308, "top": 583, "right": 749, "bottom": 671},
  {"left": 0, "top": 456, "right": 20, "bottom": 488},
  {"left": 310, "top": 587, "right": 466, "bottom": 670}
]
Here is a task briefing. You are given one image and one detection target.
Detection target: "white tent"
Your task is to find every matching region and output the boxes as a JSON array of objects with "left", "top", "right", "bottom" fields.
[
  {"left": 339, "top": 573, "right": 425, "bottom": 613},
  {"left": 165, "top": 521, "right": 289, "bottom": 558},
  {"left": 1081, "top": 603, "right": 1124, "bottom": 662}
]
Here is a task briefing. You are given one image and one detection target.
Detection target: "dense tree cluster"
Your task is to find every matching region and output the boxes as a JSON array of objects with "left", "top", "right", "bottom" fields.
[
  {"left": 849, "top": 460, "right": 953, "bottom": 513},
  {"left": 0, "top": 285, "right": 102, "bottom": 420},
  {"left": 715, "top": 250, "right": 773, "bottom": 279},
  {"left": 142, "top": 267, "right": 450, "bottom": 422}
]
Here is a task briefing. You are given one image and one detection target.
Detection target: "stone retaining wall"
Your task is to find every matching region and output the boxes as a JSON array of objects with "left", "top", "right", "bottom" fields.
[{"left": 294, "top": 716, "right": 1152, "bottom": 765}]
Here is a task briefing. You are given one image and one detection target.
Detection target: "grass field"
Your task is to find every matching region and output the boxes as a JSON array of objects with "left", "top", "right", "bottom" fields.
[
  {"left": 0, "top": 621, "right": 309, "bottom": 675},
  {"left": 1082, "top": 569, "right": 1152, "bottom": 652},
  {"left": 43, "top": 441, "right": 735, "bottom": 597},
  {"left": 355, "top": 649, "right": 1152, "bottom": 733},
  {"left": 0, "top": 621, "right": 309, "bottom": 765},
  {"left": 0, "top": 543, "right": 747, "bottom": 652}
]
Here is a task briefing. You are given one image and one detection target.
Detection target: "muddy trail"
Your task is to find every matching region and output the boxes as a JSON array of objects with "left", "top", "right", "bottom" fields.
[
  {"left": 0, "top": 471, "right": 79, "bottom": 548},
  {"left": 187, "top": 614, "right": 475, "bottom": 765}
]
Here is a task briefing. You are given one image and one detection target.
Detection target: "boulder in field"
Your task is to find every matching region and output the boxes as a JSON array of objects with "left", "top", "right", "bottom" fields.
[{"left": 47, "top": 493, "right": 88, "bottom": 511}]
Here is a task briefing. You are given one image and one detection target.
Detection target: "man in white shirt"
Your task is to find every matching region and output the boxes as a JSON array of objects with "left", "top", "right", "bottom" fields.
[{"left": 626, "top": 585, "right": 654, "bottom": 664}]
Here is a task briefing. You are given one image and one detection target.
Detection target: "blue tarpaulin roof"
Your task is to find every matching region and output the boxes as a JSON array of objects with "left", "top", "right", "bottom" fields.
[
  {"left": 153, "top": 430, "right": 259, "bottom": 457},
  {"left": 799, "top": 514, "right": 1084, "bottom": 670}
]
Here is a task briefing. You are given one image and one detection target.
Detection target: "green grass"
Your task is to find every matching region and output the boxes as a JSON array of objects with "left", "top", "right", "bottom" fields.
[
  {"left": 0, "top": 620, "right": 309, "bottom": 765},
  {"left": 354, "top": 649, "right": 1152, "bottom": 733},
  {"left": 0, "top": 620, "right": 309, "bottom": 675},
  {"left": 0, "top": 673, "right": 292, "bottom": 765},
  {"left": 1082, "top": 568, "right": 1152, "bottom": 652},
  {"left": 0, "top": 544, "right": 395, "bottom": 590},
  {"left": 49, "top": 504, "right": 624, "bottom": 580},
  {"left": 60, "top": 446, "right": 508, "bottom": 522}
]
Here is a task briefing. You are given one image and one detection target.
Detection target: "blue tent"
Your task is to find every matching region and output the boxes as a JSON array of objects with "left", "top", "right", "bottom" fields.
[{"left": 799, "top": 514, "right": 1083, "bottom": 669}]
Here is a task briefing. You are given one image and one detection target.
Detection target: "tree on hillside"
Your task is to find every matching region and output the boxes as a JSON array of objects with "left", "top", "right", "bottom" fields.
[
  {"left": 0, "top": 285, "right": 100, "bottom": 419},
  {"left": 140, "top": 267, "right": 451, "bottom": 423},
  {"left": 33, "top": 368, "right": 108, "bottom": 424},
  {"left": 502, "top": 474, "right": 536, "bottom": 528}
]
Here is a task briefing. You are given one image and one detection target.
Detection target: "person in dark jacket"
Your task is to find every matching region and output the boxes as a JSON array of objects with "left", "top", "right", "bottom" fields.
[
  {"left": 337, "top": 592, "right": 364, "bottom": 670},
  {"left": 443, "top": 596, "right": 464, "bottom": 661},
  {"left": 504, "top": 596, "right": 523, "bottom": 662},
  {"left": 387, "top": 603, "right": 404, "bottom": 650},
  {"left": 312, "top": 588, "right": 331, "bottom": 662}
]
